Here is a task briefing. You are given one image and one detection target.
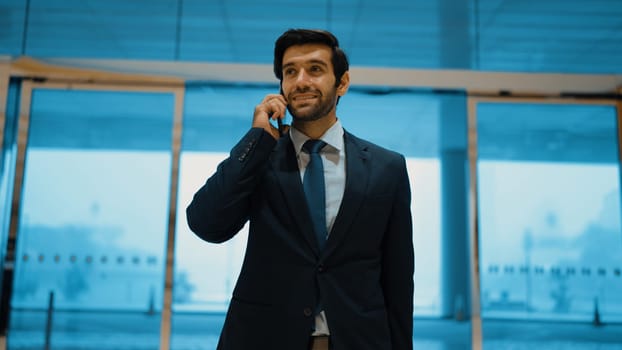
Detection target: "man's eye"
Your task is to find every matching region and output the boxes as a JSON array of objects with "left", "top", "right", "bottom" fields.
[
  {"left": 284, "top": 68, "right": 296, "bottom": 76},
  {"left": 310, "top": 66, "right": 322, "bottom": 72}
]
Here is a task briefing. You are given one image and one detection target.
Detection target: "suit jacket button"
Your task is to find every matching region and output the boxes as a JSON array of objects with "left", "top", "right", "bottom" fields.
[
  {"left": 318, "top": 264, "right": 324, "bottom": 273},
  {"left": 303, "top": 308, "right": 313, "bottom": 317}
]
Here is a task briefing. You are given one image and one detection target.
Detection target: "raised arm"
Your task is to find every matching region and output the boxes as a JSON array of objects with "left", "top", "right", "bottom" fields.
[
  {"left": 186, "top": 93, "right": 287, "bottom": 243},
  {"left": 186, "top": 128, "right": 275, "bottom": 243}
]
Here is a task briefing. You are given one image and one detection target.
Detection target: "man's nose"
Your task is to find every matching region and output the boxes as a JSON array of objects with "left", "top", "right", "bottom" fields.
[{"left": 294, "top": 69, "right": 311, "bottom": 86}]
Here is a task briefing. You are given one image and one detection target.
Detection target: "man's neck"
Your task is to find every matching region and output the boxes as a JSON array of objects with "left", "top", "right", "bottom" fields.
[{"left": 292, "top": 116, "right": 338, "bottom": 139}]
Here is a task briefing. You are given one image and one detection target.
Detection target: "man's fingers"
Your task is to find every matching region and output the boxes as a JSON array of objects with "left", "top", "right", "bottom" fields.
[
  {"left": 253, "top": 94, "right": 288, "bottom": 140},
  {"left": 267, "top": 100, "right": 286, "bottom": 121}
]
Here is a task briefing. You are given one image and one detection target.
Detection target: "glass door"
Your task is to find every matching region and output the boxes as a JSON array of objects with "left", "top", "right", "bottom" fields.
[
  {"left": 3, "top": 81, "right": 183, "bottom": 350},
  {"left": 469, "top": 97, "right": 622, "bottom": 348}
]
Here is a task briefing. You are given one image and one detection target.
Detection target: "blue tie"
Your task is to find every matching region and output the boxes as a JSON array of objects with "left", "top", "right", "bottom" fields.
[{"left": 303, "top": 139, "right": 328, "bottom": 251}]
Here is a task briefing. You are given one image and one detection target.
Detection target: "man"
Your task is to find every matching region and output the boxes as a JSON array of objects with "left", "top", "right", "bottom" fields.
[{"left": 186, "top": 29, "right": 413, "bottom": 350}]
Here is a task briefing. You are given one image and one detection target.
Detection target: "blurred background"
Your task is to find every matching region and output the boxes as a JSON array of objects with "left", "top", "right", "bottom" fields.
[{"left": 0, "top": 0, "right": 621, "bottom": 349}]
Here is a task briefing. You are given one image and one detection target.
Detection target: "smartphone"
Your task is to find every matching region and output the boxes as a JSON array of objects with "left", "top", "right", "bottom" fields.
[
  {"left": 277, "top": 90, "right": 287, "bottom": 136},
  {"left": 277, "top": 116, "right": 285, "bottom": 136}
]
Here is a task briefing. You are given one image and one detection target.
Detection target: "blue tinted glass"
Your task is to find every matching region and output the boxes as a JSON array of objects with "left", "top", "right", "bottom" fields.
[
  {"left": 478, "top": 103, "right": 618, "bottom": 163},
  {"left": 182, "top": 84, "right": 276, "bottom": 152},
  {"left": 28, "top": 89, "right": 174, "bottom": 150},
  {"left": 338, "top": 90, "right": 440, "bottom": 158},
  {"left": 24, "top": 0, "right": 178, "bottom": 59},
  {"left": 179, "top": 1, "right": 325, "bottom": 63},
  {"left": 477, "top": 103, "right": 622, "bottom": 325},
  {"left": 0, "top": 0, "right": 27, "bottom": 56},
  {"left": 476, "top": 0, "right": 622, "bottom": 73},
  {"left": 9, "top": 88, "right": 175, "bottom": 348}
]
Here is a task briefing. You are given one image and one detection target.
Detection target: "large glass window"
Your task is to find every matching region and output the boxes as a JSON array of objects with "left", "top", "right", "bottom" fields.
[
  {"left": 476, "top": 101, "right": 622, "bottom": 346},
  {"left": 8, "top": 86, "right": 176, "bottom": 349}
]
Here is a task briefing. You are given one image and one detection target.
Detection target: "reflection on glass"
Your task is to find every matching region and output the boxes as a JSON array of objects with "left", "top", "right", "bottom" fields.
[
  {"left": 480, "top": 161, "right": 622, "bottom": 320},
  {"left": 478, "top": 103, "right": 622, "bottom": 323},
  {"left": 14, "top": 150, "right": 170, "bottom": 309},
  {"left": 175, "top": 152, "right": 247, "bottom": 313},
  {"left": 9, "top": 89, "right": 175, "bottom": 349}
]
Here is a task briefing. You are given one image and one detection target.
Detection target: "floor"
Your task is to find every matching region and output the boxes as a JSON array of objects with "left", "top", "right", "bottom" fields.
[{"left": 6, "top": 311, "right": 622, "bottom": 349}]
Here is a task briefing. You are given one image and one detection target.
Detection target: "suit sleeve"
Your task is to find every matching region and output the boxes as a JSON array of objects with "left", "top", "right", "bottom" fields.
[
  {"left": 381, "top": 155, "right": 414, "bottom": 350},
  {"left": 186, "top": 128, "right": 276, "bottom": 243}
]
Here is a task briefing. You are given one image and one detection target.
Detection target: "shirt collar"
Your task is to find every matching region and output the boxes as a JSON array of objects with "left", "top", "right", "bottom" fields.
[{"left": 290, "top": 119, "right": 344, "bottom": 156}]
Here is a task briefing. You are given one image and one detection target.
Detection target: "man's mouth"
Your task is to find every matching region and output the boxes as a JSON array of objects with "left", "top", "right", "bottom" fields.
[{"left": 292, "top": 94, "right": 318, "bottom": 102}]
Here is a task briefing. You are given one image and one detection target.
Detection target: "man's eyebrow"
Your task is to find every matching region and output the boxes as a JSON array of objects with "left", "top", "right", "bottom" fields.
[
  {"left": 307, "top": 59, "right": 329, "bottom": 67},
  {"left": 282, "top": 59, "right": 329, "bottom": 70}
]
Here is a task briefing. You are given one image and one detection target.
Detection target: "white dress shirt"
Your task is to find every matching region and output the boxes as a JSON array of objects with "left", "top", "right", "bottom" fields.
[{"left": 289, "top": 120, "right": 346, "bottom": 335}]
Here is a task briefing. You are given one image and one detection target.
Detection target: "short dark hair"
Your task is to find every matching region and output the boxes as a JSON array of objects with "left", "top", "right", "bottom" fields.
[{"left": 273, "top": 29, "right": 349, "bottom": 87}]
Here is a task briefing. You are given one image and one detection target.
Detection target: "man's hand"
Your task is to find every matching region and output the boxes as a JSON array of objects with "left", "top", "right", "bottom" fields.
[{"left": 253, "top": 94, "right": 288, "bottom": 140}]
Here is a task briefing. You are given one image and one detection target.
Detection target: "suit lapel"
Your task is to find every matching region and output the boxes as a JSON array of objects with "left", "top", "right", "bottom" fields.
[
  {"left": 271, "top": 136, "right": 321, "bottom": 256},
  {"left": 323, "top": 131, "right": 370, "bottom": 258}
]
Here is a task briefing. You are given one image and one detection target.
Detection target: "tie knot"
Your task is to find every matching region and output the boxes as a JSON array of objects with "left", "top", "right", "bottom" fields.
[{"left": 303, "top": 139, "right": 326, "bottom": 154}]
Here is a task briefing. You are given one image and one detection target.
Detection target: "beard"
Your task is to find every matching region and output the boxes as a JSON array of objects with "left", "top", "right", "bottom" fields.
[{"left": 287, "top": 86, "right": 338, "bottom": 122}]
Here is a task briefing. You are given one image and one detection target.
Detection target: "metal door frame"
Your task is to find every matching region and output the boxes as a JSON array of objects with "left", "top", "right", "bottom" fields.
[{"left": 0, "top": 60, "right": 10, "bottom": 350}]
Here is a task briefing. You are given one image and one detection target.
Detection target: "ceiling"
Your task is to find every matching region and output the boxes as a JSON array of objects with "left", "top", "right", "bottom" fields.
[{"left": 1, "top": 0, "right": 621, "bottom": 74}]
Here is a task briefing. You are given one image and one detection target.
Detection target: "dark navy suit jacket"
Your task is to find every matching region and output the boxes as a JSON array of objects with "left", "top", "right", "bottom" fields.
[{"left": 187, "top": 127, "right": 414, "bottom": 350}]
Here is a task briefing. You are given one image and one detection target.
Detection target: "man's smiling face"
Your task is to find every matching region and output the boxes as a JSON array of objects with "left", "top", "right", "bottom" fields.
[{"left": 281, "top": 43, "right": 341, "bottom": 122}]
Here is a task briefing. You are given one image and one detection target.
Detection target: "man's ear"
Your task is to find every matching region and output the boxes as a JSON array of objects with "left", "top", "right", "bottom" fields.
[{"left": 337, "top": 71, "right": 350, "bottom": 96}]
